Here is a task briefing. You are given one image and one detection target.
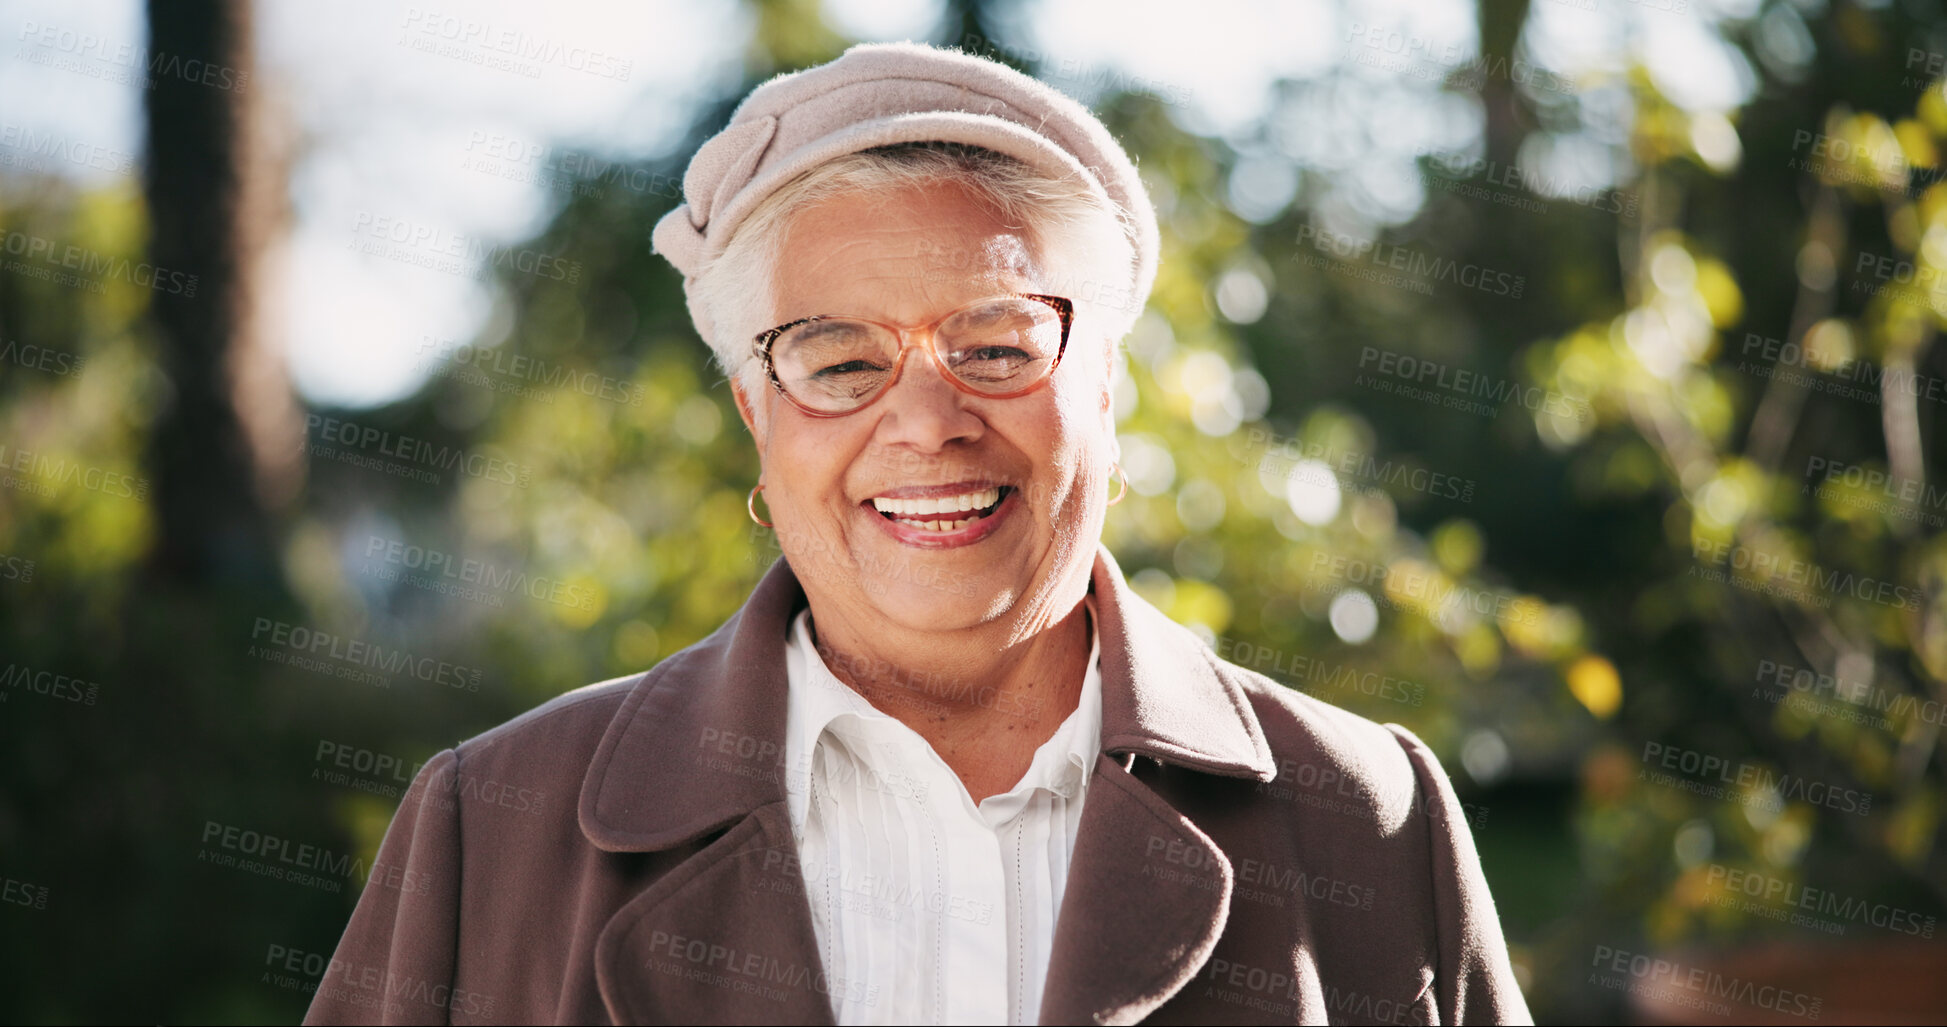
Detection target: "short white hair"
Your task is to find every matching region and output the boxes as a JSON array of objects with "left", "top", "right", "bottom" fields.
[{"left": 693, "top": 142, "right": 1143, "bottom": 396}]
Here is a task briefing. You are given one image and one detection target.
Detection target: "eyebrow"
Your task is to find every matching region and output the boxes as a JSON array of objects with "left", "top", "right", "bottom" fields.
[{"left": 788, "top": 319, "right": 873, "bottom": 340}]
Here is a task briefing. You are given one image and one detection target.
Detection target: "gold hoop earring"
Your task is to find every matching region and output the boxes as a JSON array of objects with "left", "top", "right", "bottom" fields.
[
  {"left": 748, "top": 484, "right": 774, "bottom": 528},
  {"left": 1108, "top": 462, "right": 1129, "bottom": 506}
]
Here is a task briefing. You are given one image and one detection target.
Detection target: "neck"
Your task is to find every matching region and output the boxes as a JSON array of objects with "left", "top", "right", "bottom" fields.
[{"left": 804, "top": 583, "right": 1094, "bottom": 804}]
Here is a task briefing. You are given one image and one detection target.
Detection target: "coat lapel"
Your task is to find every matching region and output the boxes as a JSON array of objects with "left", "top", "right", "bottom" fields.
[
  {"left": 1038, "top": 755, "right": 1236, "bottom": 1026},
  {"left": 580, "top": 557, "right": 832, "bottom": 1025},
  {"left": 577, "top": 555, "right": 803, "bottom": 853},
  {"left": 593, "top": 802, "right": 838, "bottom": 1026},
  {"left": 1036, "top": 548, "right": 1280, "bottom": 1025},
  {"left": 1087, "top": 547, "right": 1277, "bottom": 780}
]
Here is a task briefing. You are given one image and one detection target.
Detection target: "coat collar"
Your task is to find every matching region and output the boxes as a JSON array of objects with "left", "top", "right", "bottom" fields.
[
  {"left": 582, "top": 544, "right": 1276, "bottom": 1025},
  {"left": 578, "top": 544, "right": 1277, "bottom": 851}
]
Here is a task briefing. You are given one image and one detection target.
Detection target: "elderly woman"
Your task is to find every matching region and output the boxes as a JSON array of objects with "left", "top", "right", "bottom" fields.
[{"left": 307, "top": 42, "right": 1529, "bottom": 1026}]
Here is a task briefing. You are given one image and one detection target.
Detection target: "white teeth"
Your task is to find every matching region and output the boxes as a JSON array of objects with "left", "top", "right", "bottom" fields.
[
  {"left": 893, "top": 517, "right": 975, "bottom": 532},
  {"left": 871, "top": 487, "right": 1002, "bottom": 519}
]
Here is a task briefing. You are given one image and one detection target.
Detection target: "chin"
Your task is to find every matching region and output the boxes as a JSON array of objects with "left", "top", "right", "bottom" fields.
[{"left": 856, "top": 565, "right": 1008, "bottom": 628}]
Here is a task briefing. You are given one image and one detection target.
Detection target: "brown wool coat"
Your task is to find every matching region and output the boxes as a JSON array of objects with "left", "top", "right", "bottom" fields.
[{"left": 304, "top": 547, "right": 1532, "bottom": 1025}]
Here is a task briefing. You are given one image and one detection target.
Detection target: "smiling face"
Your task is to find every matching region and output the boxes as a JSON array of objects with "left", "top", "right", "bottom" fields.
[{"left": 733, "top": 183, "right": 1117, "bottom": 640}]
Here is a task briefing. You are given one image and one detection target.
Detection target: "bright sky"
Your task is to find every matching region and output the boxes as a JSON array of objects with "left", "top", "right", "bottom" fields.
[{"left": 2, "top": 0, "right": 1759, "bottom": 409}]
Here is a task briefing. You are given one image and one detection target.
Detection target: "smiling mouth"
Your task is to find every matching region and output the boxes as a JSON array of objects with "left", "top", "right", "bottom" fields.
[{"left": 867, "top": 486, "right": 1012, "bottom": 532}]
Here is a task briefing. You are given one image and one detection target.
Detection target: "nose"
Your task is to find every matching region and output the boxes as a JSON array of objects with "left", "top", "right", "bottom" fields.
[{"left": 869, "top": 345, "right": 986, "bottom": 452}]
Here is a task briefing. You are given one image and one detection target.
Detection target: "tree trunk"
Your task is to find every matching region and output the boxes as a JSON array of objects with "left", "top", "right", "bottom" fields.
[{"left": 142, "top": 0, "right": 299, "bottom": 586}]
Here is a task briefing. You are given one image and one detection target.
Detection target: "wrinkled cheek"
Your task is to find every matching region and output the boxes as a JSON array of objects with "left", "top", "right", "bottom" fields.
[
  {"left": 761, "top": 481, "right": 839, "bottom": 571},
  {"left": 1047, "top": 472, "right": 1099, "bottom": 538},
  {"left": 779, "top": 521, "right": 859, "bottom": 587}
]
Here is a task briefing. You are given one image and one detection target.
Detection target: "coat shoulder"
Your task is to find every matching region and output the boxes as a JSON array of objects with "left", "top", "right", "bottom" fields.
[
  {"left": 448, "top": 619, "right": 735, "bottom": 771},
  {"left": 451, "top": 670, "right": 643, "bottom": 769},
  {"left": 1210, "top": 654, "right": 1437, "bottom": 829}
]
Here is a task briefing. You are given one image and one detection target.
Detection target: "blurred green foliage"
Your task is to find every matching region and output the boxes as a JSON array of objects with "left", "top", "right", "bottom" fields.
[{"left": 4, "top": 0, "right": 1947, "bottom": 1022}]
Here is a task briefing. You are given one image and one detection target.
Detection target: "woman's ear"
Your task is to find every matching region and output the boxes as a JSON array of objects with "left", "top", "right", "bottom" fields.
[{"left": 731, "top": 377, "right": 764, "bottom": 445}]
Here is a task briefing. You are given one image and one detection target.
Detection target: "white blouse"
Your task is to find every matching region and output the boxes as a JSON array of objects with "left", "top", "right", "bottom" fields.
[{"left": 779, "top": 600, "right": 1104, "bottom": 1025}]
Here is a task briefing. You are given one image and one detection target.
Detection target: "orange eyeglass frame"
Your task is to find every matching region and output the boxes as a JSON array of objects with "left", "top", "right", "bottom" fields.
[{"left": 750, "top": 293, "right": 1075, "bottom": 417}]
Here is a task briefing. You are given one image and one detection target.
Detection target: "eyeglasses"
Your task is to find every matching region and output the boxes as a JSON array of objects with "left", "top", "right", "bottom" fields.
[{"left": 751, "top": 293, "right": 1074, "bottom": 417}]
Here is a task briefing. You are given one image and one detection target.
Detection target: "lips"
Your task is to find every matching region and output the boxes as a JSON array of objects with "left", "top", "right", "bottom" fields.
[{"left": 868, "top": 485, "right": 1010, "bottom": 532}]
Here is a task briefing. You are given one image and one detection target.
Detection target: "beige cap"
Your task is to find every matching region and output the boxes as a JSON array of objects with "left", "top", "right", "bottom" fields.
[{"left": 652, "top": 41, "right": 1159, "bottom": 348}]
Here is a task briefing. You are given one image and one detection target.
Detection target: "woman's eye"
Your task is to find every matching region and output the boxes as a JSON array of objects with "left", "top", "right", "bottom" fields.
[
  {"left": 813, "top": 360, "right": 882, "bottom": 377},
  {"left": 968, "top": 346, "right": 1028, "bottom": 362}
]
